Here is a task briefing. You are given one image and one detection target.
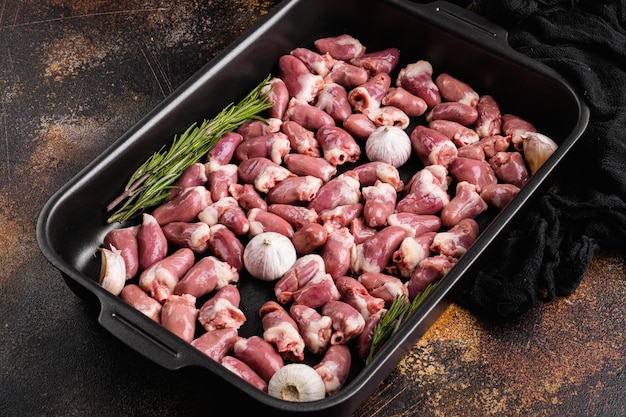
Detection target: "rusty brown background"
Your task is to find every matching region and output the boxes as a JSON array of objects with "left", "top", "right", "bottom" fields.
[{"left": 1, "top": 1, "right": 624, "bottom": 416}]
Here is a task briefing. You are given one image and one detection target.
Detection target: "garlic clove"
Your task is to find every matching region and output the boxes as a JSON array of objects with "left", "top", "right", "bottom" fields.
[
  {"left": 243, "top": 231, "right": 297, "bottom": 281},
  {"left": 268, "top": 363, "right": 326, "bottom": 402},
  {"left": 365, "top": 126, "right": 412, "bottom": 168},
  {"left": 521, "top": 131, "right": 558, "bottom": 175},
  {"left": 98, "top": 246, "right": 127, "bottom": 295}
]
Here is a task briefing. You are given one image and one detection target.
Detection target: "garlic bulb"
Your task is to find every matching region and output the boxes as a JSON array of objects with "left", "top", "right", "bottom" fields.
[
  {"left": 268, "top": 363, "right": 326, "bottom": 402},
  {"left": 98, "top": 246, "right": 126, "bottom": 295},
  {"left": 243, "top": 231, "right": 297, "bottom": 281},
  {"left": 365, "top": 125, "right": 412, "bottom": 168},
  {"left": 521, "top": 131, "right": 558, "bottom": 175}
]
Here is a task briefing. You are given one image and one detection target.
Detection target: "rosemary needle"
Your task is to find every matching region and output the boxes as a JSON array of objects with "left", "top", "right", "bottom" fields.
[
  {"left": 365, "top": 283, "right": 437, "bottom": 365},
  {"left": 106, "top": 75, "right": 274, "bottom": 224}
]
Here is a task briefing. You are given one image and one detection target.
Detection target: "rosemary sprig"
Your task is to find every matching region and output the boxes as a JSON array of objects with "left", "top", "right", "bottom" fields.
[
  {"left": 106, "top": 75, "right": 274, "bottom": 224},
  {"left": 365, "top": 283, "right": 437, "bottom": 365}
]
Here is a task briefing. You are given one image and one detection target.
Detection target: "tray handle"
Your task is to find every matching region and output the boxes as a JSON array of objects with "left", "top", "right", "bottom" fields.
[
  {"left": 97, "top": 300, "right": 201, "bottom": 371},
  {"left": 409, "top": 0, "right": 509, "bottom": 46}
]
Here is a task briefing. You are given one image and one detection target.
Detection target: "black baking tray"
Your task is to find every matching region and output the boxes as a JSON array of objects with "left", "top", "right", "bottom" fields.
[{"left": 37, "top": 0, "right": 589, "bottom": 415}]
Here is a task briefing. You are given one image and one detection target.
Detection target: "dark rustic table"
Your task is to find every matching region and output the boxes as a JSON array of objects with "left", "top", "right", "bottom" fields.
[{"left": 1, "top": 1, "right": 624, "bottom": 416}]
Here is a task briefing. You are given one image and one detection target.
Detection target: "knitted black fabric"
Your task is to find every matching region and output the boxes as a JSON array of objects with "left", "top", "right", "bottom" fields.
[{"left": 456, "top": 0, "right": 626, "bottom": 318}]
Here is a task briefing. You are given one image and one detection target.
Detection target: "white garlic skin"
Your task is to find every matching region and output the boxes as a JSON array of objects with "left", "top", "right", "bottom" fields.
[
  {"left": 268, "top": 363, "right": 326, "bottom": 402},
  {"left": 243, "top": 232, "right": 297, "bottom": 281},
  {"left": 98, "top": 246, "right": 127, "bottom": 296},
  {"left": 365, "top": 126, "right": 412, "bottom": 168},
  {"left": 521, "top": 131, "right": 558, "bottom": 175}
]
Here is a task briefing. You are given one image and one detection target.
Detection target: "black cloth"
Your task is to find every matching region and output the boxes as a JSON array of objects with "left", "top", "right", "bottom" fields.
[{"left": 456, "top": 0, "right": 626, "bottom": 318}]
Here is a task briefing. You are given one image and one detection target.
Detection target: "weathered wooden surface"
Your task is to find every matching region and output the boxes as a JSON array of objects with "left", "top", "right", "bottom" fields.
[{"left": 1, "top": 1, "right": 624, "bottom": 416}]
